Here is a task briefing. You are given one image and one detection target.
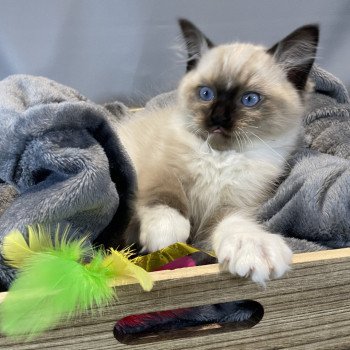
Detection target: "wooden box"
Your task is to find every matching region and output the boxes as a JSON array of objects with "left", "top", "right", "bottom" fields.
[{"left": 0, "top": 248, "right": 350, "bottom": 349}]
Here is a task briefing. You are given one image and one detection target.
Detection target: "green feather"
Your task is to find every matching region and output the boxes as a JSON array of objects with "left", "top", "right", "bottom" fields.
[
  {"left": 0, "top": 240, "right": 115, "bottom": 338},
  {"left": 0, "top": 226, "right": 153, "bottom": 339}
]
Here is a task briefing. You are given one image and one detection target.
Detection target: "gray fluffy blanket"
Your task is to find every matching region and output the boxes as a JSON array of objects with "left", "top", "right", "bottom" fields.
[
  {"left": 0, "top": 65, "right": 349, "bottom": 288},
  {"left": 0, "top": 75, "right": 135, "bottom": 288},
  {"left": 260, "top": 66, "right": 350, "bottom": 248}
]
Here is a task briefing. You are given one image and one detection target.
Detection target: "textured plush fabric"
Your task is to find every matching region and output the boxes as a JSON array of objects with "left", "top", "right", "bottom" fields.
[
  {"left": 259, "top": 66, "right": 350, "bottom": 248},
  {"left": 0, "top": 75, "right": 135, "bottom": 288}
]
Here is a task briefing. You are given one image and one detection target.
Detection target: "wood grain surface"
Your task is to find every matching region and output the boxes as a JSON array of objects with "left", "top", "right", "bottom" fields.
[{"left": 1, "top": 248, "right": 350, "bottom": 349}]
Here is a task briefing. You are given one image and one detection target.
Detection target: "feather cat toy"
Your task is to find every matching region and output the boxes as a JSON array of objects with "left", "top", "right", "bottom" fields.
[{"left": 0, "top": 225, "right": 153, "bottom": 338}]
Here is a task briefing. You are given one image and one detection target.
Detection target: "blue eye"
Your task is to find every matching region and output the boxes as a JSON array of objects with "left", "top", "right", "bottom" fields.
[
  {"left": 241, "top": 92, "right": 261, "bottom": 107},
  {"left": 199, "top": 86, "right": 215, "bottom": 101}
]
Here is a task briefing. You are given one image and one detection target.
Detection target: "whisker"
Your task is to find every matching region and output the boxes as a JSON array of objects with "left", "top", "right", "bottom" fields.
[
  {"left": 246, "top": 130, "right": 290, "bottom": 166},
  {"left": 245, "top": 125, "right": 259, "bottom": 129},
  {"left": 184, "top": 121, "right": 203, "bottom": 136},
  {"left": 233, "top": 130, "right": 243, "bottom": 152},
  {"left": 238, "top": 130, "right": 247, "bottom": 150},
  {"left": 238, "top": 131, "right": 246, "bottom": 152},
  {"left": 237, "top": 127, "right": 253, "bottom": 148}
]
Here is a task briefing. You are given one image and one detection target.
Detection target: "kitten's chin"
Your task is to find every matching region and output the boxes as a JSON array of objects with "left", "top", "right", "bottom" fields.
[
  {"left": 187, "top": 124, "right": 234, "bottom": 151},
  {"left": 202, "top": 131, "right": 234, "bottom": 151}
]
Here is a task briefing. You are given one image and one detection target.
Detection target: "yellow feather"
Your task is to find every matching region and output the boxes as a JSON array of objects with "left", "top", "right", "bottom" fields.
[
  {"left": 103, "top": 249, "right": 153, "bottom": 291},
  {"left": 2, "top": 225, "right": 78, "bottom": 269},
  {"left": 2, "top": 230, "right": 35, "bottom": 268},
  {"left": 27, "top": 225, "right": 53, "bottom": 252}
]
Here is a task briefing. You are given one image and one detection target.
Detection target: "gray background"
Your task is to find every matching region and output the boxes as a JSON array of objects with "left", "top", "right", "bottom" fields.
[{"left": 0, "top": 0, "right": 349, "bottom": 106}]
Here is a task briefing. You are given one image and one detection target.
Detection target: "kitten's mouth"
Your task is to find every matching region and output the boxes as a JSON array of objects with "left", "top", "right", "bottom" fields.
[{"left": 210, "top": 126, "right": 230, "bottom": 138}]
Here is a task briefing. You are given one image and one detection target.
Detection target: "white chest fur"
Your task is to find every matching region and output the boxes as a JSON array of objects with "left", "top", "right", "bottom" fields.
[{"left": 186, "top": 140, "right": 288, "bottom": 221}]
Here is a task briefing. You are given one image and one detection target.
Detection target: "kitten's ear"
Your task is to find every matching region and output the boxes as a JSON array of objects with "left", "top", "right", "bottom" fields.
[
  {"left": 178, "top": 18, "right": 214, "bottom": 72},
  {"left": 267, "top": 24, "right": 319, "bottom": 90}
]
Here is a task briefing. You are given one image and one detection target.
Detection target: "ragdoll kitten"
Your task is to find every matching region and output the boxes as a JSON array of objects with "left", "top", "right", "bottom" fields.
[{"left": 118, "top": 19, "right": 319, "bottom": 284}]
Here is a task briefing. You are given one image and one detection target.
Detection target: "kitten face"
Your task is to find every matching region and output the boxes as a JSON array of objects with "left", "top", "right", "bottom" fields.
[
  {"left": 178, "top": 44, "right": 304, "bottom": 149},
  {"left": 177, "top": 20, "right": 319, "bottom": 151}
]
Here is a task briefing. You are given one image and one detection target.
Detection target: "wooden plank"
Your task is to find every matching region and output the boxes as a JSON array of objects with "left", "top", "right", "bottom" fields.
[
  {"left": 0, "top": 249, "right": 350, "bottom": 349},
  {"left": 291, "top": 247, "right": 350, "bottom": 264},
  {"left": 112, "top": 247, "right": 350, "bottom": 287}
]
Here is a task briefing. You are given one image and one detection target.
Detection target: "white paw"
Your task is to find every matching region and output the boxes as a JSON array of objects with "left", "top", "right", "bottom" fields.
[
  {"left": 138, "top": 205, "right": 191, "bottom": 252},
  {"left": 214, "top": 226, "right": 292, "bottom": 285}
]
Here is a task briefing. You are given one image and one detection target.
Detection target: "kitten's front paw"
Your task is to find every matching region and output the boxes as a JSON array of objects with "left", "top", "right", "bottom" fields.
[
  {"left": 139, "top": 205, "right": 190, "bottom": 252},
  {"left": 214, "top": 229, "right": 292, "bottom": 285}
]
